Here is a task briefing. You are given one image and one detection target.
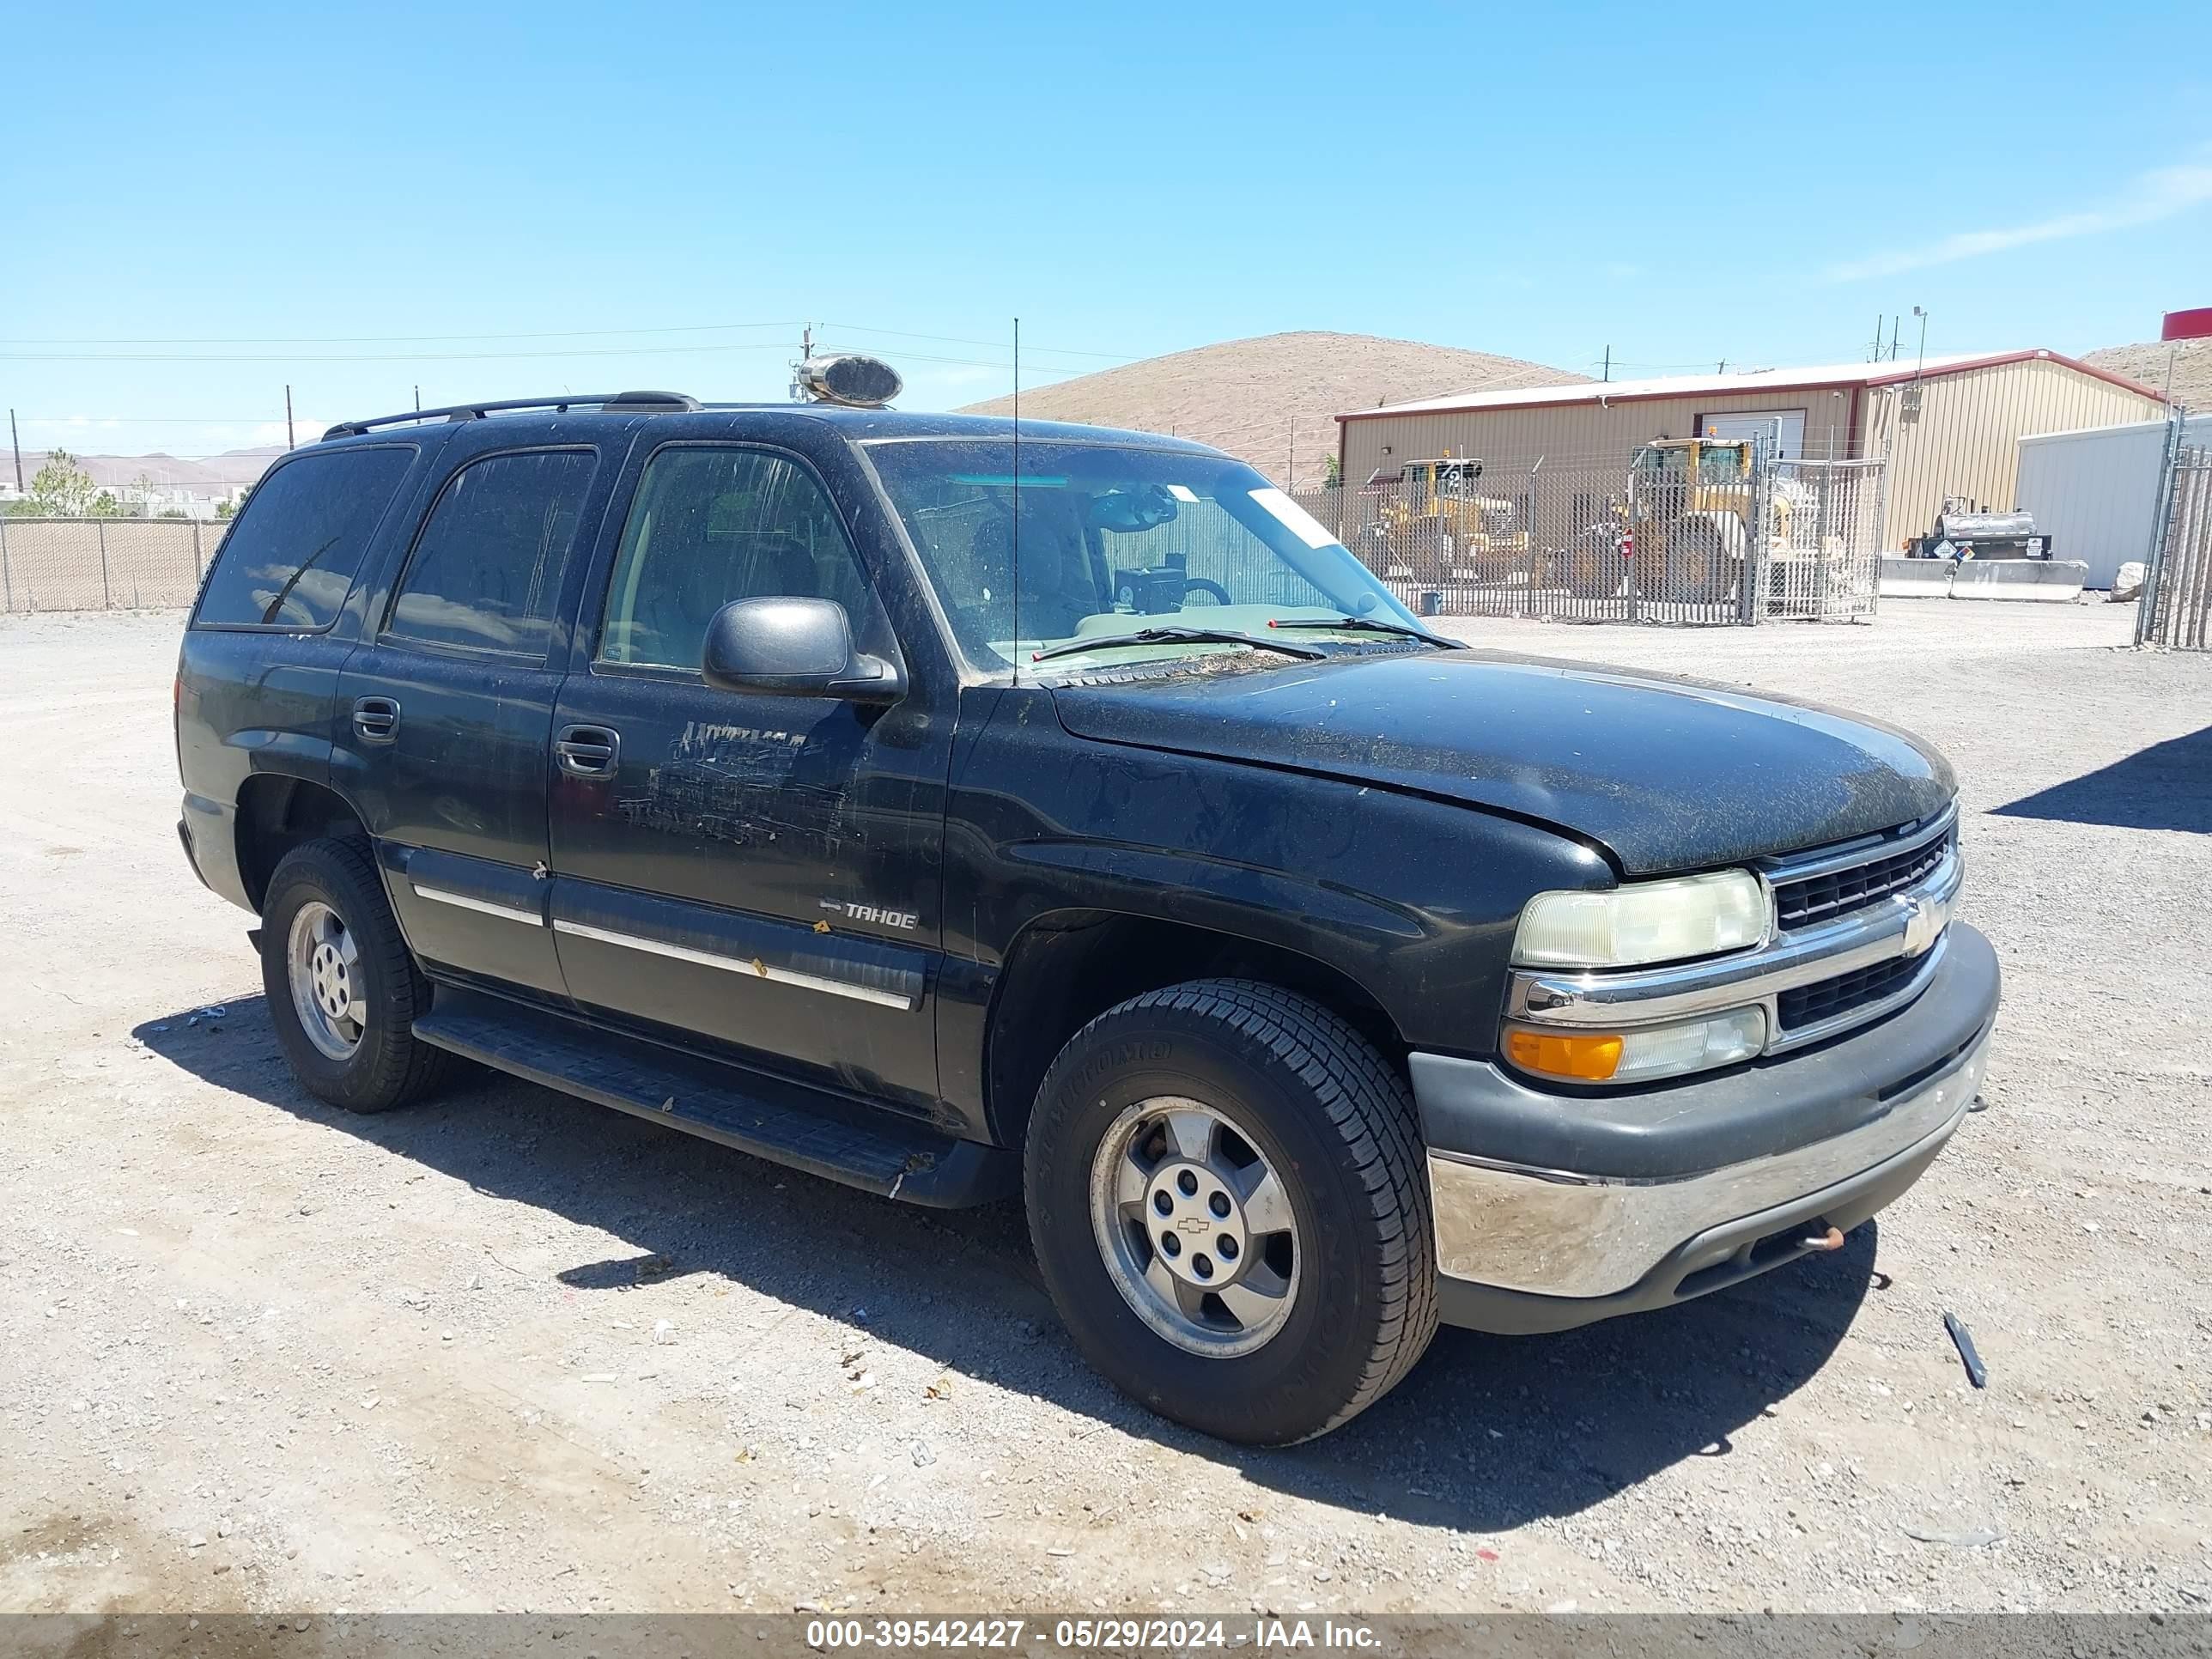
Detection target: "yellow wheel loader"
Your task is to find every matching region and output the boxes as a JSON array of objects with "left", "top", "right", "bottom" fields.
[
  {"left": 1622, "top": 437, "right": 1787, "bottom": 604},
  {"left": 1369, "top": 457, "right": 1528, "bottom": 580}
]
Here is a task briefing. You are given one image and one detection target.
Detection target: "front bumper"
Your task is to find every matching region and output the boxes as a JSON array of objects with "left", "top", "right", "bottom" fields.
[{"left": 1415, "top": 921, "right": 1999, "bottom": 1334}]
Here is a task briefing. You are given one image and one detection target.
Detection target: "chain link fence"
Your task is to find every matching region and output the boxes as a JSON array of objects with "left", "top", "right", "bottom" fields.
[
  {"left": 1291, "top": 444, "right": 1883, "bottom": 627},
  {"left": 2136, "top": 442, "right": 2212, "bottom": 650},
  {"left": 0, "top": 517, "right": 222, "bottom": 613},
  {"left": 1762, "top": 457, "right": 1887, "bottom": 623},
  {"left": 2, "top": 445, "right": 1890, "bottom": 629}
]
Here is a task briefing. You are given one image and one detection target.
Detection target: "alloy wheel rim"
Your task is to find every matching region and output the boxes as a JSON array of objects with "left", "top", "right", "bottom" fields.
[
  {"left": 1088, "top": 1096, "right": 1301, "bottom": 1358},
  {"left": 287, "top": 900, "right": 365, "bottom": 1061}
]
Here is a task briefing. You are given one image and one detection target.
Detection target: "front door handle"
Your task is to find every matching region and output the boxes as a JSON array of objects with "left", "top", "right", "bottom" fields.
[
  {"left": 353, "top": 696, "right": 401, "bottom": 744},
  {"left": 556, "top": 723, "right": 621, "bottom": 779}
]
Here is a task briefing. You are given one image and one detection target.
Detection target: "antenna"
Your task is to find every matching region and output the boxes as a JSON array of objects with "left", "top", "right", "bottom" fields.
[{"left": 1011, "top": 315, "right": 1021, "bottom": 684}]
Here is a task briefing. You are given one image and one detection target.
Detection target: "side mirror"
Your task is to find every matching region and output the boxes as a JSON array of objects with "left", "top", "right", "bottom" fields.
[{"left": 701, "top": 597, "right": 907, "bottom": 703}]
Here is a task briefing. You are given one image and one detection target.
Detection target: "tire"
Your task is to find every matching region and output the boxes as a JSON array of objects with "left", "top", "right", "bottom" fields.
[
  {"left": 1672, "top": 522, "right": 1733, "bottom": 604},
  {"left": 259, "top": 837, "right": 449, "bottom": 1114},
  {"left": 1024, "top": 979, "right": 1437, "bottom": 1444}
]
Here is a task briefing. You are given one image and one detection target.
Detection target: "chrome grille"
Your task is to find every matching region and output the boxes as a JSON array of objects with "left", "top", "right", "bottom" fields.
[
  {"left": 1778, "top": 952, "right": 1923, "bottom": 1030},
  {"left": 1772, "top": 825, "right": 1954, "bottom": 930},
  {"left": 1506, "top": 805, "right": 1962, "bottom": 1064}
]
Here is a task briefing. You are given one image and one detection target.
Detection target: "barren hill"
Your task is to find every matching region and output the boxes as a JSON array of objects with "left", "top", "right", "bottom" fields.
[
  {"left": 959, "top": 331, "right": 1583, "bottom": 489},
  {"left": 2082, "top": 337, "right": 2210, "bottom": 413},
  {"left": 11, "top": 446, "right": 284, "bottom": 493}
]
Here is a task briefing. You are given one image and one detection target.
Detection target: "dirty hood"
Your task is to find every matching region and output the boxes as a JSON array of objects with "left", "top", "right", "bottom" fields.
[{"left": 1050, "top": 650, "right": 1955, "bottom": 875}]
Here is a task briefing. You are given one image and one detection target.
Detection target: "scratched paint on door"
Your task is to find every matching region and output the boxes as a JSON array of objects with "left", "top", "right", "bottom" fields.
[{"left": 616, "top": 719, "right": 859, "bottom": 855}]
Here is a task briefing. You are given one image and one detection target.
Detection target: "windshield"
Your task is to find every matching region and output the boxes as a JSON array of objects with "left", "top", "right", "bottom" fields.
[
  {"left": 864, "top": 438, "right": 1423, "bottom": 675},
  {"left": 1698, "top": 444, "right": 1748, "bottom": 483}
]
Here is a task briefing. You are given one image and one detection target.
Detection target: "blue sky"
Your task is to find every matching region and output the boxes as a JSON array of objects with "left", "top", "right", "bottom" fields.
[{"left": 3, "top": 0, "right": 2205, "bottom": 456}]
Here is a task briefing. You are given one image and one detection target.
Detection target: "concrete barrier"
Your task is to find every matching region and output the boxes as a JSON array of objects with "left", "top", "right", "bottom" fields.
[
  {"left": 1878, "top": 556, "right": 1953, "bottom": 599},
  {"left": 1948, "top": 559, "right": 2088, "bottom": 603}
]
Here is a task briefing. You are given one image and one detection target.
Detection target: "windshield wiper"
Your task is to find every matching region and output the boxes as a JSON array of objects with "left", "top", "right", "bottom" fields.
[
  {"left": 1029, "top": 627, "right": 1326, "bottom": 666},
  {"left": 1264, "top": 616, "right": 1458, "bottom": 649}
]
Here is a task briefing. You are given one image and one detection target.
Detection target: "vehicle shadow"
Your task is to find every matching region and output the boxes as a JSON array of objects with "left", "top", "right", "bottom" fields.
[
  {"left": 135, "top": 996, "right": 1875, "bottom": 1533},
  {"left": 1991, "top": 724, "right": 2211, "bottom": 833}
]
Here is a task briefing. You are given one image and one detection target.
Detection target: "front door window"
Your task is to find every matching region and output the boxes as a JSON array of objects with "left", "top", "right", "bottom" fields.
[{"left": 597, "top": 447, "right": 880, "bottom": 672}]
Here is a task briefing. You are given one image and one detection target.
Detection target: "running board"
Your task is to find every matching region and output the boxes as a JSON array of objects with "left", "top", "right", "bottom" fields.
[{"left": 410, "top": 989, "right": 1015, "bottom": 1208}]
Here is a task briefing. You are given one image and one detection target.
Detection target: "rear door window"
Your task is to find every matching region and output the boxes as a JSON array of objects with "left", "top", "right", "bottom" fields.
[
  {"left": 386, "top": 449, "right": 599, "bottom": 658},
  {"left": 194, "top": 445, "right": 416, "bottom": 629}
]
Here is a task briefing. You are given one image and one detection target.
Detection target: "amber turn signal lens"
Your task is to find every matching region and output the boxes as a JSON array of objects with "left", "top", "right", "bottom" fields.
[{"left": 1505, "top": 1028, "right": 1625, "bottom": 1082}]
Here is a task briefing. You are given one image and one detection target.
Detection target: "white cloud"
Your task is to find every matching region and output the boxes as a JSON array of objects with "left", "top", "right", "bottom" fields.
[{"left": 1826, "top": 158, "right": 2212, "bottom": 283}]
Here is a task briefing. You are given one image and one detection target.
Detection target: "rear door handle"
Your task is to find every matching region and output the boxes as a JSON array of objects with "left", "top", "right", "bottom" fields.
[
  {"left": 353, "top": 696, "right": 401, "bottom": 744},
  {"left": 556, "top": 723, "right": 621, "bottom": 779}
]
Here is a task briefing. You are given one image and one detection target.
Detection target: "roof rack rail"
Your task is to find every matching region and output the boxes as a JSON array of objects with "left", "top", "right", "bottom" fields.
[{"left": 321, "top": 390, "right": 700, "bottom": 441}]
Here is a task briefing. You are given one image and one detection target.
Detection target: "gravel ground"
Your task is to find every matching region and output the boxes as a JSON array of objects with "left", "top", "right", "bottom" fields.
[{"left": 1, "top": 603, "right": 2207, "bottom": 1618}]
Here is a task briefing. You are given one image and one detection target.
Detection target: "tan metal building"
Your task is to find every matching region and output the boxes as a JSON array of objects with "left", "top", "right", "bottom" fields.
[{"left": 1335, "top": 350, "right": 2167, "bottom": 548}]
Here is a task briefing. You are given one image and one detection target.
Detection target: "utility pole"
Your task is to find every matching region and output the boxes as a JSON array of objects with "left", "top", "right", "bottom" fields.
[
  {"left": 284, "top": 385, "right": 295, "bottom": 451},
  {"left": 1601, "top": 345, "right": 1611, "bottom": 383},
  {"left": 1912, "top": 306, "right": 1928, "bottom": 373},
  {"left": 413, "top": 385, "right": 421, "bottom": 412},
  {"left": 789, "top": 326, "right": 817, "bottom": 404},
  {"left": 8, "top": 408, "right": 21, "bottom": 493}
]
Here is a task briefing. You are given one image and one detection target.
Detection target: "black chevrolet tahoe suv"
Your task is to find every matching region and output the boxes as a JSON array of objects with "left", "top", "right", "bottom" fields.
[{"left": 175, "top": 374, "right": 1999, "bottom": 1445}]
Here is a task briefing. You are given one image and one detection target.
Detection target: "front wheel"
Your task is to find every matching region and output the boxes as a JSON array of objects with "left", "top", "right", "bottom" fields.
[
  {"left": 1024, "top": 980, "right": 1437, "bottom": 1444},
  {"left": 260, "top": 838, "right": 450, "bottom": 1114},
  {"left": 1670, "top": 521, "right": 1735, "bottom": 604}
]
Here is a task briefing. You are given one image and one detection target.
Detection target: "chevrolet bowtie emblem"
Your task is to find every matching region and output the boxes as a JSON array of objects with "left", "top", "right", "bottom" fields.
[{"left": 1899, "top": 895, "right": 1943, "bottom": 958}]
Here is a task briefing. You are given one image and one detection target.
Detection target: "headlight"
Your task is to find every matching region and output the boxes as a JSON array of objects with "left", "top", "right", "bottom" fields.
[
  {"left": 1505, "top": 1006, "right": 1767, "bottom": 1085},
  {"left": 1512, "top": 869, "right": 1768, "bottom": 969}
]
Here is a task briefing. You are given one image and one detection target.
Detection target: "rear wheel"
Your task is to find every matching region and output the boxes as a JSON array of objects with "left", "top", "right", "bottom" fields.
[
  {"left": 260, "top": 838, "right": 449, "bottom": 1114},
  {"left": 1024, "top": 980, "right": 1437, "bottom": 1444}
]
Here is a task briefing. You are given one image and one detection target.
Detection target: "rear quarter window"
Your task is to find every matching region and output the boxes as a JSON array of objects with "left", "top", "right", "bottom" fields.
[{"left": 194, "top": 444, "right": 417, "bottom": 629}]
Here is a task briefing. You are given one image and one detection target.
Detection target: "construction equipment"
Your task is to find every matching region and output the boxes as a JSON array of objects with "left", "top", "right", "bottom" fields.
[
  {"left": 1619, "top": 437, "right": 1787, "bottom": 603},
  {"left": 1907, "top": 498, "right": 2054, "bottom": 561},
  {"left": 1363, "top": 456, "right": 1528, "bottom": 577}
]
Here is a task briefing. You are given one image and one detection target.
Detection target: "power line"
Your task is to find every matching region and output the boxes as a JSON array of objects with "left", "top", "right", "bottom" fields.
[
  {"left": 822, "top": 322, "right": 1136, "bottom": 362},
  {"left": 0, "top": 340, "right": 814, "bottom": 364},
  {"left": 0, "top": 320, "right": 803, "bottom": 347},
  {"left": 16, "top": 415, "right": 290, "bottom": 423},
  {"left": 813, "top": 342, "right": 1018, "bottom": 371},
  {"left": 2, "top": 320, "right": 1142, "bottom": 367}
]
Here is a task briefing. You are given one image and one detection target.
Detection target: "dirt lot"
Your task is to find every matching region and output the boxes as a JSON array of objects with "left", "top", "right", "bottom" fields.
[{"left": 1, "top": 603, "right": 2207, "bottom": 1618}]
